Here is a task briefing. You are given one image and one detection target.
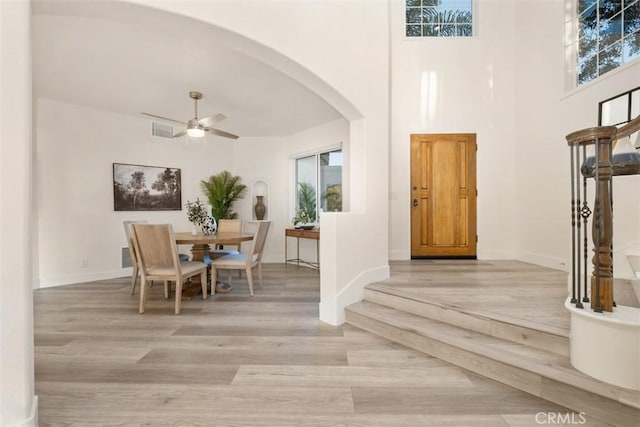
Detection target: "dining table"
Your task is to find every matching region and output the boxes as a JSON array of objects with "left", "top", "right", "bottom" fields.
[{"left": 174, "top": 231, "right": 254, "bottom": 299}]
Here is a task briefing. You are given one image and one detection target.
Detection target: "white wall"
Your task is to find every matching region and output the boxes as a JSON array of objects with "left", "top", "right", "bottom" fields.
[
  {"left": 512, "top": 0, "right": 568, "bottom": 269},
  {"left": 513, "top": 0, "right": 640, "bottom": 275},
  {"left": 36, "top": 98, "right": 236, "bottom": 287},
  {"left": 389, "top": 0, "right": 518, "bottom": 260},
  {"left": 0, "top": 1, "right": 37, "bottom": 425},
  {"left": 232, "top": 136, "right": 289, "bottom": 263}
]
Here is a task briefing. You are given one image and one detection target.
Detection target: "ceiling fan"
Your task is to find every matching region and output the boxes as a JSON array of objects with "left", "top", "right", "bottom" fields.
[{"left": 141, "top": 91, "right": 239, "bottom": 140}]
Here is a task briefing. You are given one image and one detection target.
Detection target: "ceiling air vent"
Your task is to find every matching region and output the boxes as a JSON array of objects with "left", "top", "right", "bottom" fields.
[{"left": 151, "top": 122, "right": 174, "bottom": 139}]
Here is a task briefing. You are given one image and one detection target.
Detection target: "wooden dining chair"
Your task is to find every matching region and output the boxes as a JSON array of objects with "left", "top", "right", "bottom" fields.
[
  {"left": 210, "top": 218, "right": 244, "bottom": 289},
  {"left": 212, "top": 219, "right": 243, "bottom": 256},
  {"left": 131, "top": 223, "right": 208, "bottom": 314},
  {"left": 123, "top": 220, "right": 146, "bottom": 295},
  {"left": 210, "top": 221, "right": 271, "bottom": 297},
  {"left": 124, "top": 220, "right": 190, "bottom": 295}
]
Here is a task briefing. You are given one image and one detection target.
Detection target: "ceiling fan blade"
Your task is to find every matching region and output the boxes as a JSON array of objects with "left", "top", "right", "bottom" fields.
[
  {"left": 205, "top": 127, "right": 239, "bottom": 140},
  {"left": 173, "top": 128, "right": 188, "bottom": 138},
  {"left": 198, "top": 113, "right": 226, "bottom": 128},
  {"left": 141, "top": 112, "right": 187, "bottom": 126}
]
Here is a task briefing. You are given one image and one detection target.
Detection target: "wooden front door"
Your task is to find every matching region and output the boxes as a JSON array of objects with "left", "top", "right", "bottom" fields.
[{"left": 410, "top": 134, "right": 477, "bottom": 258}]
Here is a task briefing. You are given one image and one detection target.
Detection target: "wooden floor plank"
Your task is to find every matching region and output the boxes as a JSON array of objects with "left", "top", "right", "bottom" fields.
[
  {"left": 231, "top": 365, "right": 475, "bottom": 387},
  {"left": 138, "top": 347, "right": 349, "bottom": 366},
  {"left": 351, "top": 385, "right": 569, "bottom": 415},
  {"left": 346, "top": 349, "right": 447, "bottom": 367},
  {"left": 35, "top": 359, "right": 239, "bottom": 385}
]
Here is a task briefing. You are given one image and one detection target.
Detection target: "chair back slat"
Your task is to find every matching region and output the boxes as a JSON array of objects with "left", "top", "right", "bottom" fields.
[
  {"left": 252, "top": 221, "right": 271, "bottom": 261},
  {"left": 216, "top": 219, "right": 243, "bottom": 251},
  {"left": 217, "top": 219, "right": 242, "bottom": 233},
  {"left": 123, "top": 220, "right": 147, "bottom": 264},
  {"left": 123, "top": 220, "right": 147, "bottom": 241}
]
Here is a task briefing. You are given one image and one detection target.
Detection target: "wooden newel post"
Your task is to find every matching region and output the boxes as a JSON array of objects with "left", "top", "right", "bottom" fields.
[
  {"left": 591, "top": 134, "right": 614, "bottom": 312},
  {"left": 566, "top": 126, "right": 617, "bottom": 313}
]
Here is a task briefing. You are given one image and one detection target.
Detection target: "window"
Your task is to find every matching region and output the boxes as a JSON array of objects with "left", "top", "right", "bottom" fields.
[
  {"left": 405, "top": 0, "right": 473, "bottom": 38},
  {"left": 294, "top": 149, "right": 343, "bottom": 224},
  {"left": 576, "top": 0, "right": 640, "bottom": 85},
  {"left": 598, "top": 86, "right": 640, "bottom": 126}
]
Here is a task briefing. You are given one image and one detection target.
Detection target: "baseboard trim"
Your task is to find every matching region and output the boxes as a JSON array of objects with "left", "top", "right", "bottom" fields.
[
  {"left": 14, "top": 395, "right": 38, "bottom": 427},
  {"left": 515, "top": 251, "right": 568, "bottom": 272},
  {"left": 319, "top": 264, "right": 390, "bottom": 326},
  {"left": 476, "top": 249, "right": 514, "bottom": 260},
  {"left": 388, "top": 249, "right": 409, "bottom": 260},
  {"left": 38, "top": 269, "right": 130, "bottom": 288}
]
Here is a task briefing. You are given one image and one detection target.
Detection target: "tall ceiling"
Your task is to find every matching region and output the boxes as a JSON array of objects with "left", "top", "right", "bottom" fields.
[{"left": 32, "top": 1, "right": 343, "bottom": 138}]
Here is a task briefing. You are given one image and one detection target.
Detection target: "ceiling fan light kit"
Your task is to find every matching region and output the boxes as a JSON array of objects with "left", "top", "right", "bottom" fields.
[
  {"left": 187, "top": 121, "right": 205, "bottom": 138},
  {"left": 141, "top": 91, "right": 239, "bottom": 141},
  {"left": 187, "top": 128, "right": 205, "bottom": 138}
]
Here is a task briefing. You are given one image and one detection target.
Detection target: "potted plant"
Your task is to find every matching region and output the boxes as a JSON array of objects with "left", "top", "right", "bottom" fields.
[
  {"left": 292, "top": 208, "right": 312, "bottom": 229},
  {"left": 292, "top": 182, "right": 316, "bottom": 229},
  {"left": 186, "top": 198, "right": 215, "bottom": 235},
  {"left": 200, "top": 171, "right": 247, "bottom": 221}
]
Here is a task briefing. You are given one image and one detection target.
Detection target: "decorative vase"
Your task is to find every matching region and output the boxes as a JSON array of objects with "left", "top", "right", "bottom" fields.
[
  {"left": 254, "top": 195, "right": 266, "bottom": 220},
  {"left": 201, "top": 216, "right": 217, "bottom": 235},
  {"left": 191, "top": 223, "right": 198, "bottom": 236}
]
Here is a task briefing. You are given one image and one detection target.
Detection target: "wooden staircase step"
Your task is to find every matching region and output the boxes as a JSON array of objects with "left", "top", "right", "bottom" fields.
[
  {"left": 365, "top": 284, "right": 570, "bottom": 356},
  {"left": 345, "top": 300, "right": 640, "bottom": 427}
]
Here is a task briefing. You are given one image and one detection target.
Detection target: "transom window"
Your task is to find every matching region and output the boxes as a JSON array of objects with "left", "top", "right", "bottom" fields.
[
  {"left": 577, "top": 0, "right": 640, "bottom": 85},
  {"left": 294, "top": 149, "right": 343, "bottom": 224},
  {"left": 405, "top": 0, "right": 473, "bottom": 38}
]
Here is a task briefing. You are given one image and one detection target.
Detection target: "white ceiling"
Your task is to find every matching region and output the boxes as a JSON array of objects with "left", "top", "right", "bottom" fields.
[{"left": 32, "top": 2, "right": 342, "bottom": 138}]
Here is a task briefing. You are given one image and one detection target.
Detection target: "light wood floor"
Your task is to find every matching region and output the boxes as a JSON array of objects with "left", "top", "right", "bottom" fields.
[
  {"left": 34, "top": 261, "right": 610, "bottom": 426},
  {"left": 377, "top": 260, "right": 572, "bottom": 335}
]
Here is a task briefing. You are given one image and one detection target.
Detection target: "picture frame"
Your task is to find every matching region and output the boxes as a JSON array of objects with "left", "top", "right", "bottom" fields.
[{"left": 113, "top": 163, "right": 182, "bottom": 211}]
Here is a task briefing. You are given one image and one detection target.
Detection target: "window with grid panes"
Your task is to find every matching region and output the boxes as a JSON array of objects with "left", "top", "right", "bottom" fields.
[
  {"left": 405, "top": 0, "right": 473, "bottom": 37},
  {"left": 576, "top": 0, "right": 640, "bottom": 85}
]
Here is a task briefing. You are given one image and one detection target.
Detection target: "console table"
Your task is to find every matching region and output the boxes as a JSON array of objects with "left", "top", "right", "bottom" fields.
[{"left": 284, "top": 228, "right": 319, "bottom": 270}]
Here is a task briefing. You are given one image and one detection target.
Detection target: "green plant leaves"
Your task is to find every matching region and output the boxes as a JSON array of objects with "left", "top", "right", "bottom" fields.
[{"left": 200, "top": 171, "right": 247, "bottom": 220}]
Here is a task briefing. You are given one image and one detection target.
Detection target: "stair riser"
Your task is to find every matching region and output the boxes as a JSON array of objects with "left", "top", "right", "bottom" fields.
[
  {"left": 346, "top": 310, "right": 639, "bottom": 427},
  {"left": 364, "top": 288, "right": 569, "bottom": 356}
]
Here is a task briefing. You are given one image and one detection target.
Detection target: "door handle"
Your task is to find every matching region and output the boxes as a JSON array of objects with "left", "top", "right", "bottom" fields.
[{"left": 413, "top": 198, "right": 418, "bottom": 207}]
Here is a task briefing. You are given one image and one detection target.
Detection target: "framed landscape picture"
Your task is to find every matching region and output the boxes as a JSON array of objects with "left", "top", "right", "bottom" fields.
[{"left": 113, "top": 163, "right": 182, "bottom": 211}]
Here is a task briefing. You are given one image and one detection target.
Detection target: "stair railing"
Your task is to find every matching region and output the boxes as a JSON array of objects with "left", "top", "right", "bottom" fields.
[{"left": 566, "top": 115, "right": 640, "bottom": 313}]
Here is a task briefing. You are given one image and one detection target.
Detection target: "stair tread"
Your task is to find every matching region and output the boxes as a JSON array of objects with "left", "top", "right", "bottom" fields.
[
  {"left": 346, "top": 300, "right": 640, "bottom": 407},
  {"left": 367, "top": 282, "right": 570, "bottom": 338}
]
